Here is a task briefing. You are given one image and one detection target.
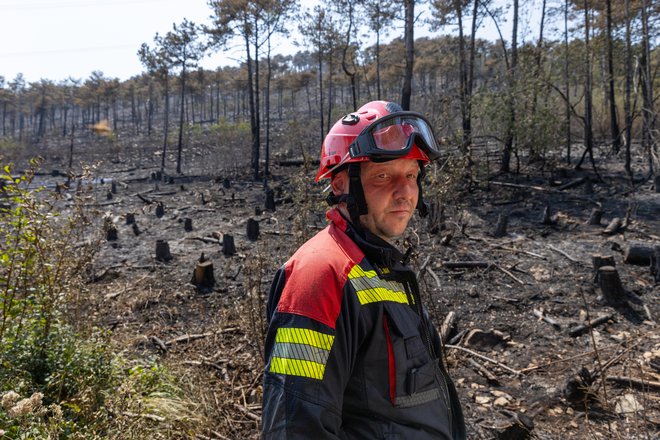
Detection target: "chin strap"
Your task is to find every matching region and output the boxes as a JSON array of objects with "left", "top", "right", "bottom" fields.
[
  {"left": 325, "top": 164, "right": 367, "bottom": 228},
  {"left": 416, "top": 163, "right": 429, "bottom": 217}
]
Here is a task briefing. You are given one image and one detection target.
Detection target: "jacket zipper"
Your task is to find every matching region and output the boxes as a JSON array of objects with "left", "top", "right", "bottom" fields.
[{"left": 404, "top": 275, "right": 454, "bottom": 436}]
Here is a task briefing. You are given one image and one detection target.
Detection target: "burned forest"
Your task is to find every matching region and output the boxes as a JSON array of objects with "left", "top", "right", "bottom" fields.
[{"left": 0, "top": 0, "right": 659, "bottom": 439}]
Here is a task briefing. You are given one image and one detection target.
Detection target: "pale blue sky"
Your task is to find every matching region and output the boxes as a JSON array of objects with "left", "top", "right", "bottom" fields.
[{"left": 0, "top": 0, "right": 546, "bottom": 84}]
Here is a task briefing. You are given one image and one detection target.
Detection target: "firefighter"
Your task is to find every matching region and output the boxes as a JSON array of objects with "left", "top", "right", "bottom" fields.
[{"left": 263, "top": 101, "right": 466, "bottom": 439}]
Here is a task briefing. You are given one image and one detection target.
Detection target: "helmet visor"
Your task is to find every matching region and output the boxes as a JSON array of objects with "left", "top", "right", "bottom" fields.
[{"left": 348, "top": 112, "right": 441, "bottom": 161}]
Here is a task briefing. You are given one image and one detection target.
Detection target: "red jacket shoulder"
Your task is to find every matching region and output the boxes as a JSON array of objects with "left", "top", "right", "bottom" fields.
[{"left": 276, "top": 220, "right": 363, "bottom": 329}]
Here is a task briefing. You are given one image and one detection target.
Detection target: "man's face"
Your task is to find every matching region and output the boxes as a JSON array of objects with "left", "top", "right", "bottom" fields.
[{"left": 332, "top": 159, "right": 420, "bottom": 241}]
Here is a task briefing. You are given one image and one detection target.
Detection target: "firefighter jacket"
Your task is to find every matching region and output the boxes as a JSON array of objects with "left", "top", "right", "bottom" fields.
[{"left": 262, "top": 208, "right": 466, "bottom": 439}]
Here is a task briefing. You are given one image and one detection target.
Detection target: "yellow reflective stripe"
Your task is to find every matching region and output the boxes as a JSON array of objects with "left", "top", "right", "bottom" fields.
[
  {"left": 348, "top": 264, "right": 377, "bottom": 279},
  {"left": 275, "top": 327, "right": 334, "bottom": 351},
  {"left": 270, "top": 356, "right": 325, "bottom": 380},
  {"left": 356, "top": 286, "right": 409, "bottom": 305},
  {"left": 348, "top": 264, "right": 411, "bottom": 305}
]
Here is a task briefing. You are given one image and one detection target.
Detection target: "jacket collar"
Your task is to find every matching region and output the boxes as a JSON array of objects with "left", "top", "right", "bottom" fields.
[{"left": 327, "top": 208, "right": 408, "bottom": 270}]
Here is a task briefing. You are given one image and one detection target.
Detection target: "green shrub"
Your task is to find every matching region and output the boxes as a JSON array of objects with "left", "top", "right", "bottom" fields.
[{"left": 0, "top": 159, "right": 197, "bottom": 439}]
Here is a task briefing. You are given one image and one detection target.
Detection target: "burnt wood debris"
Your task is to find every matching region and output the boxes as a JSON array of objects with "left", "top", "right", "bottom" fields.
[
  {"left": 5, "top": 146, "right": 660, "bottom": 439},
  {"left": 71, "top": 157, "right": 658, "bottom": 439}
]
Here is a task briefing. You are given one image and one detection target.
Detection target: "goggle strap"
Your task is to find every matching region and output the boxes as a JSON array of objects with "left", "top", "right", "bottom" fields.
[{"left": 416, "top": 163, "right": 428, "bottom": 217}]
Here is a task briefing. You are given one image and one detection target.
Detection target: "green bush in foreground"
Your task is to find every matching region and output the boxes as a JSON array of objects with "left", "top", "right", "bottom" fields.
[{"left": 0, "top": 159, "right": 198, "bottom": 439}]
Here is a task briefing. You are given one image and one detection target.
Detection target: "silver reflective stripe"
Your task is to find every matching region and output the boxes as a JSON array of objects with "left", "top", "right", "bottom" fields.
[
  {"left": 272, "top": 341, "right": 330, "bottom": 365},
  {"left": 395, "top": 388, "right": 441, "bottom": 408}
]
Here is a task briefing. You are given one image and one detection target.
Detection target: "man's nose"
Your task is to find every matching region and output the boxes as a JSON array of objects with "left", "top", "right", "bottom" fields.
[{"left": 393, "top": 176, "right": 418, "bottom": 199}]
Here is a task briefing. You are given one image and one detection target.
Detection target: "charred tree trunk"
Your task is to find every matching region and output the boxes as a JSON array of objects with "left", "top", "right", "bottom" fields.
[
  {"left": 500, "top": 0, "right": 518, "bottom": 174},
  {"left": 400, "top": 0, "right": 414, "bottom": 110},
  {"left": 605, "top": 0, "right": 621, "bottom": 154},
  {"left": 623, "top": 0, "right": 633, "bottom": 177}
]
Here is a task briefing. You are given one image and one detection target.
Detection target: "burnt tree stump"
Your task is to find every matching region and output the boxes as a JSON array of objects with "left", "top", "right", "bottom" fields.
[
  {"left": 155, "top": 240, "right": 172, "bottom": 262},
  {"left": 247, "top": 218, "right": 260, "bottom": 241},
  {"left": 493, "top": 213, "right": 508, "bottom": 238},
  {"left": 126, "top": 213, "right": 135, "bottom": 225},
  {"left": 651, "top": 246, "right": 660, "bottom": 283},
  {"left": 106, "top": 191, "right": 113, "bottom": 200},
  {"left": 106, "top": 225, "right": 118, "bottom": 241},
  {"left": 598, "top": 266, "right": 626, "bottom": 305},
  {"left": 223, "top": 178, "right": 231, "bottom": 189},
  {"left": 583, "top": 178, "right": 594, "bottom": 195},
  {"left": 103, "top": 217, "right": 117, "bottom": 241},
  {"left": 624, "top": 244, "right": 655, "bottom": 266},
  {"left": 654, "top": 175, "right": 660, "bottom": 193},
  {"left": 602, "top": 217, "right": 622, "bottom": 235},
  {"left": 587, "top": 208, "right": 602, "bottom": 225},
  {"left": 191, "top": 260, "right": 215, "bottom": 288},
  {"left": 540, "top": 204, "right": 553, "bottom": 225},
  {"left": 592, "top": 255, "right": 615, "bottom": 282},
  {"left": 265, "top": 188, "right": 276, "bottom": 212},
  {"left": 222, "top": 234, "right": 236, "bottom": 256},
  {"left": 155, "top": 202, "right": 165, "bottom": 218},
  {"left": 132, "top": 222, "right": 141, "bottom": 236},
  {"left": 184, "top": 218, "right": 193, "bottom": 232},
  {"left": 111, "top": 181, "right": 117, "bottom": 194}
]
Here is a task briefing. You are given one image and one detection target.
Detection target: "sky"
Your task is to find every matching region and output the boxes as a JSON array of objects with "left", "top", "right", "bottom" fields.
[{"left": 0, "top": 0, "right": 548, "bottom": 85}]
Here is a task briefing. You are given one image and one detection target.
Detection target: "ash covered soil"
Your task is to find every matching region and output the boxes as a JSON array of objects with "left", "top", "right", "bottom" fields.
[{"left": 43, "top": 152, "right": 659, "bottom": 439}]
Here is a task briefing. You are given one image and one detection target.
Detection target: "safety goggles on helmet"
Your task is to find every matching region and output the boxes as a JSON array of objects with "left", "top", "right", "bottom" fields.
[{"left": 347, "top": 112, "right": 441, "bottom": 162}]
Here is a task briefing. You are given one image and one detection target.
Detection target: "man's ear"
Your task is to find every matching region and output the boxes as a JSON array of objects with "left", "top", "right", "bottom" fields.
[{"left": 330, "top": 170, "right": 348, "bottom": 196}]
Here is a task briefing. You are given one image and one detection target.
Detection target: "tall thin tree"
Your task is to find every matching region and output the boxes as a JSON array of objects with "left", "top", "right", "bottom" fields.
[
  {"left": 401, "top": 0, "right": 415, "bottom": 110},
  {"left": 605, "top": 0, "right": 621, "bottom": 154}
]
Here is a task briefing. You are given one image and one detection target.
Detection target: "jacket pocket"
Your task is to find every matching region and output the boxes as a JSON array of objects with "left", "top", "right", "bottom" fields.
[{"left": 383, "top": 303, "right": 443, "bottom": 409}]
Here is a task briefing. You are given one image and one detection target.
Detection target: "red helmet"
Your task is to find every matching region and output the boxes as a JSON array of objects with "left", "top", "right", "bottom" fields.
[{"left": 315, "top": 101, "right": 439, "bottom": 182}]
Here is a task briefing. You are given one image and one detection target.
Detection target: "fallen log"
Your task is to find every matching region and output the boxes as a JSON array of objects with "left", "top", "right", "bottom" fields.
[
  {"left": 187, "top": 236, "right": 221, "bottom": 245},
  {"left": 606, "top": 376, "right": 660, "bottom": 392},
  {"left": 602, "top": 217, "right": 623, "bottom": 235},
  {"left": 442, "top": 261, "right": 490, "bottom": 269},
  {"left": 568, "top": 314, "right": 614, "bottom": 337},
  {"left": 533, "top": 309, "right": 561, "bottom": 330},
  {"left": 547, "top": 244, "right": 579, "bottom": 263},
  {"left": 557, "top": 177, "right": 586, "bottom": 191},
  {"left": 445, "top": 344, "right": 522, "bottom": 376},
  {"left": 624, "top": 243, "right": 656, "bottom": 266},
  {"left": 440, "top": 311, "right": 457, "bottom": 344},
  {"left": 137, "top": 192, "right": 155, "bottom": 204},
  {"left": 468, "top": 358, "right": 500, "bottom": 385},
  {"left": 233, "top": 403, "right": 261, "bottom": 422},
  {"left": 165, "top": 332, "right": 213, "bottom": 346},
  {"left": 151, "top": 336, "right": 168, "bottom": 352}
]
